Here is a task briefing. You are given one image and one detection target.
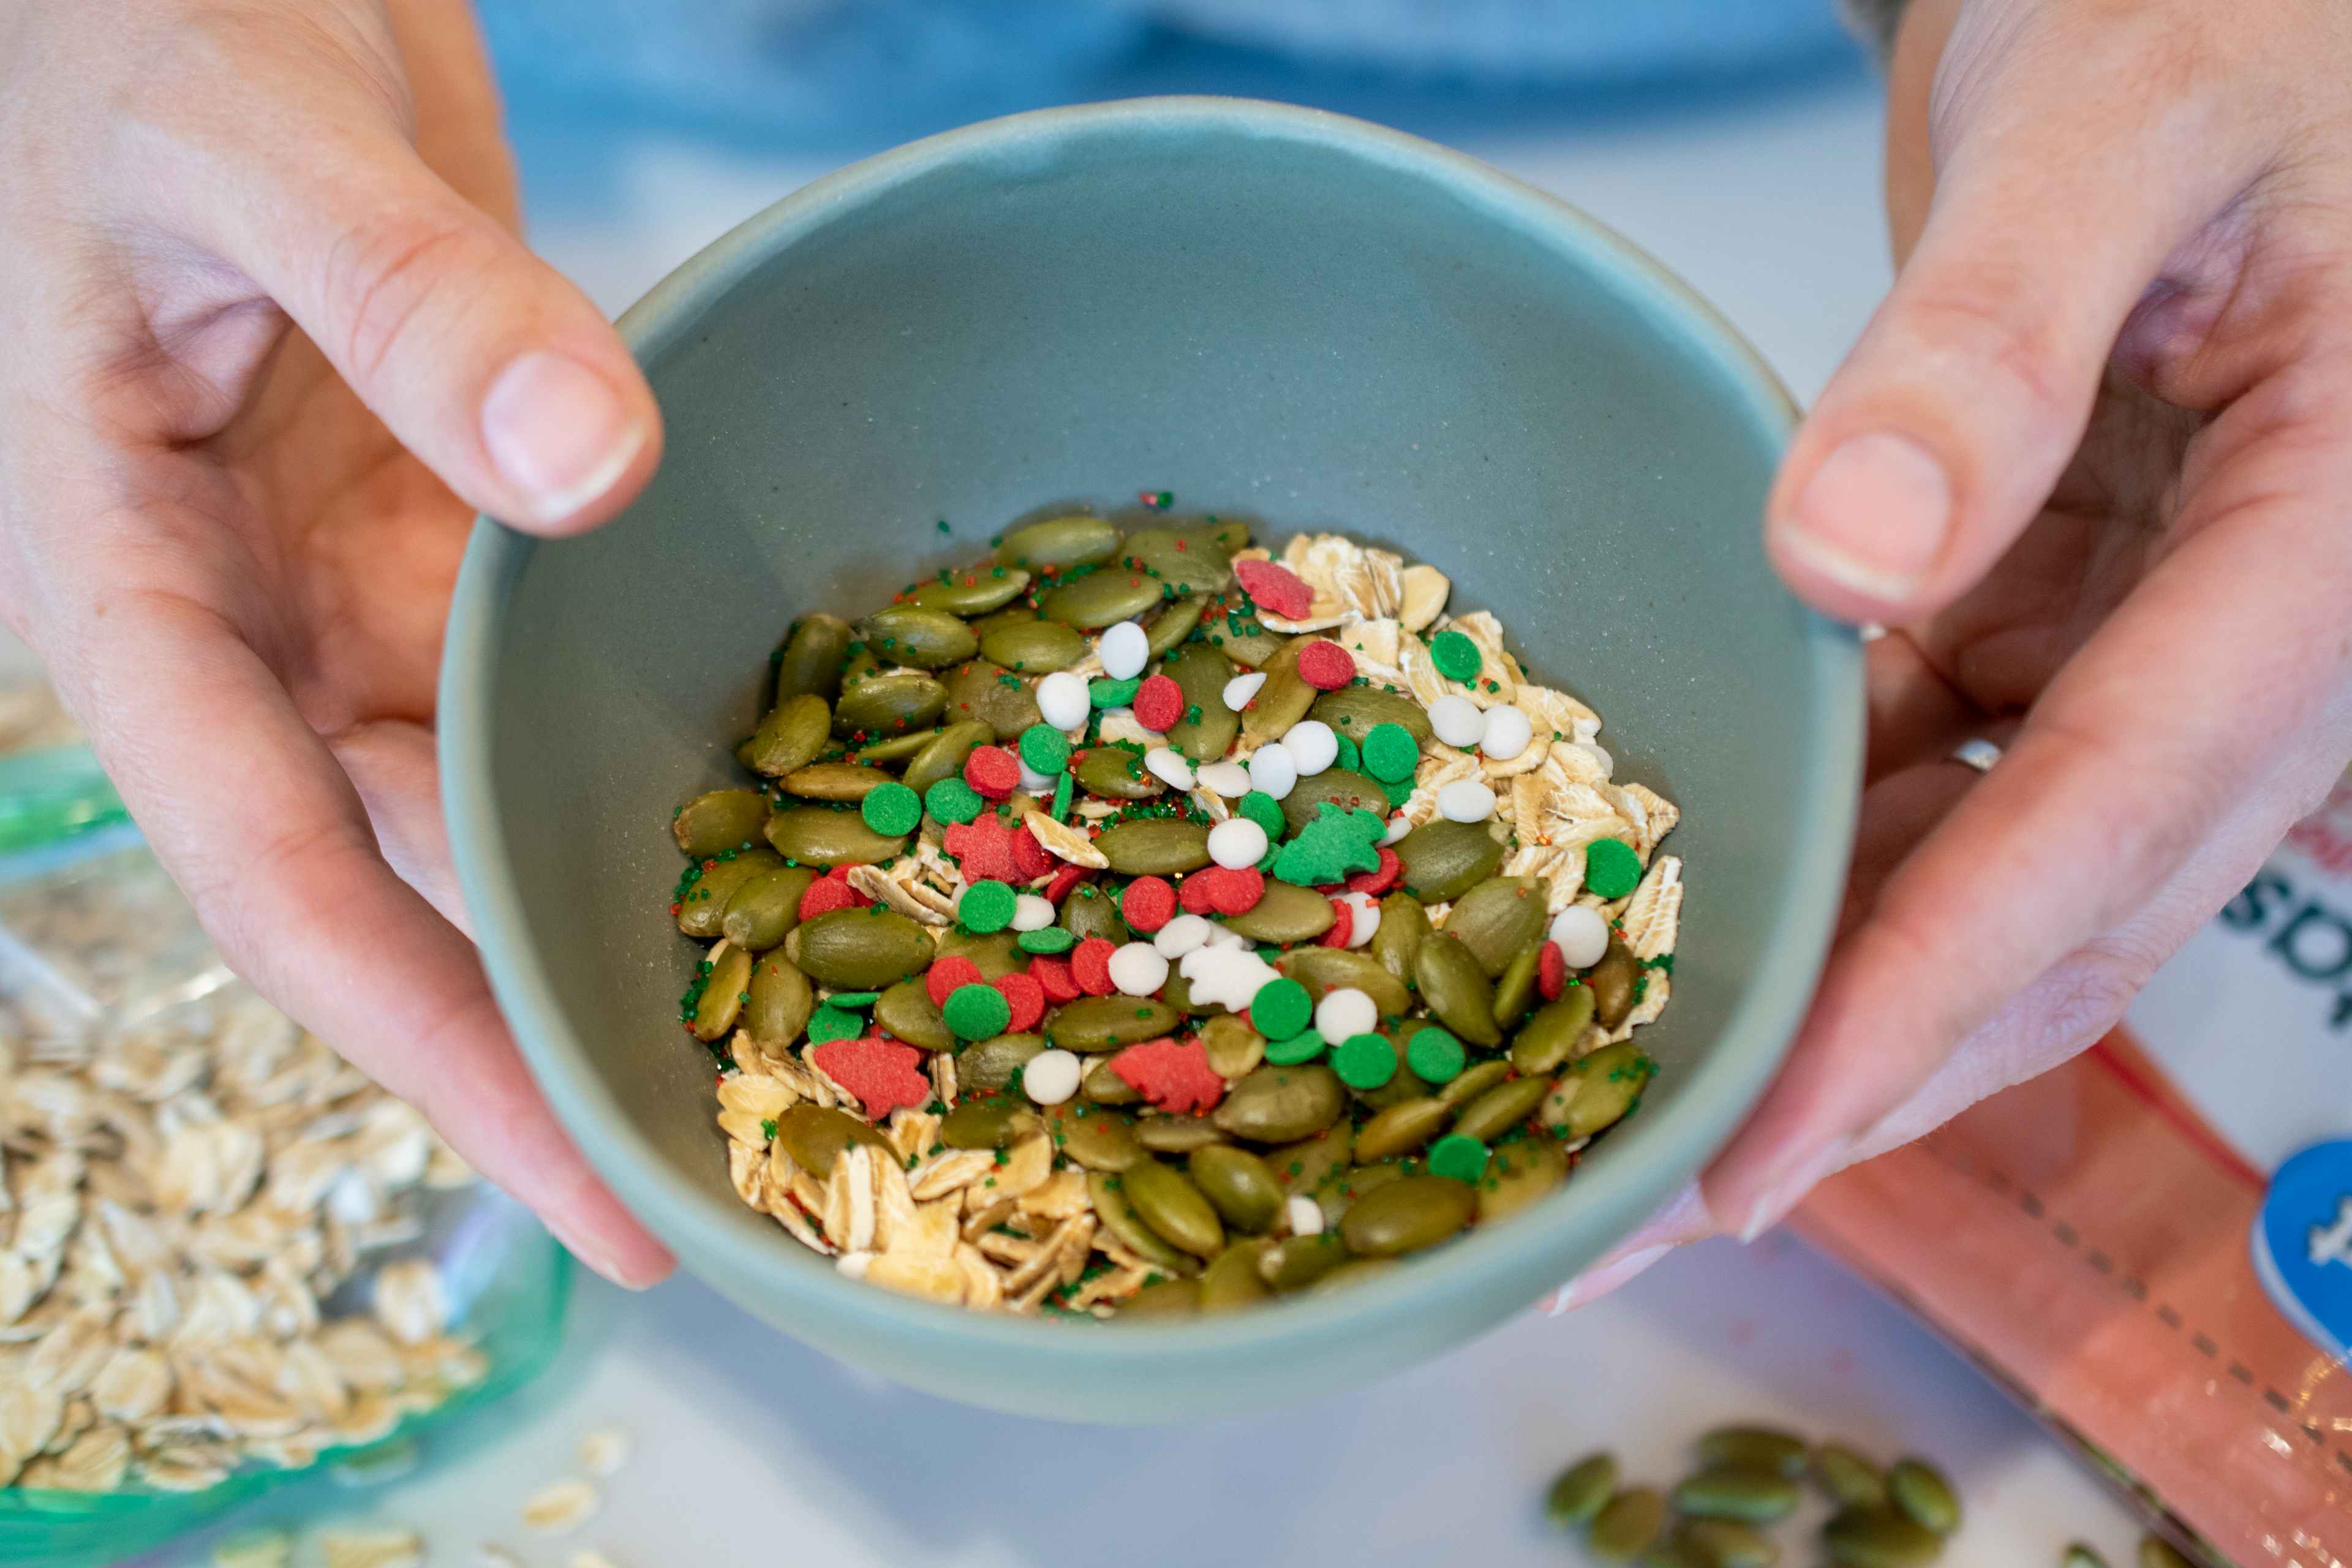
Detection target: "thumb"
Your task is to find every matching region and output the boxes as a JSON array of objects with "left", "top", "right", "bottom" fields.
[
  {"left": 184, "top": 116, "right": 659, "bottom": 534},
  {"left": 1765, "top": 15, "right": 2260, "bottom": 622}
]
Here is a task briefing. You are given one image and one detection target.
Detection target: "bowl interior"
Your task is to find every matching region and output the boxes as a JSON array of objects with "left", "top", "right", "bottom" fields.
[{"left": 445, "top": 98, "right": 1858, "bottom": 1420}]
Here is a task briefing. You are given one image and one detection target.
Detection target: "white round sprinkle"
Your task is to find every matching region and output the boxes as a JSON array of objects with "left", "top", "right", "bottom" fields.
[
  {"left": 1382, "top": 815, "right": 1412, "bottom": 845},
  {"left": 1479, "top": 704, "right": 1534, "bottom": 762},
  {"left": 1286, "top": 1195, "right": 1325, "bottom": 1237},
  {"left": 1222, "top": 671, "right": 1268, "bottom": 712},
  {"left": 1437, "top": 779, "right": 1497, "bottom": 823},
  {"left": 1282, "top": 719, "right": 1338, "bottom": 777},
  {"left": 1207, "top": 818, "right": 1268, "bottom": 870},
  {"left": 1018, "top": 760, "right": 1057, "bottom": 794},
  {"left": 1152, "top": 914, "right": 1213, "bottom": 959},
  {"left": 1097, "top": 622, "right": 1150, "bottom": 680},
  {"left": 1143, "top": 747, "right": 1196, "bottom": 791},
  {"left": 1023, "top": 1049, "right": 1082, "bottom": 1106},
  {"left": 1248, "top": 742, "right": 1298, "bottom": 801},
  {"left": 1428, "top": 694, "right": 1487, "bottom": 749},
  {"left": 1314, "top": 986, "right": 1378, "bottom": 1043},
  {"left": 1196, "top": 761, "right": 1252, "bottom": 797},
  {"left": 1108, "top": 942, "right": 1170, "bottom": 996},
  {"left": 1009, "top": 894, "right": 1055, "bottom": 932},
  {"left": 1336, "top": 890, "right": 1382, "bottom": 948},
  {"left": 1036, "top": 671, "right": 1090, "bottom": 731},
  {"left": 1549, "top": 905, "right": 1611, "bottom": 970}
]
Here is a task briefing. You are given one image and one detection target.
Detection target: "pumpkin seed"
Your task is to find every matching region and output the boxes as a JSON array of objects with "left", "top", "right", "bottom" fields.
[
  {"left": 1095, "top": 818, "right": 1213, "bottom": 876},
  {"left": 1413, "top": 933, "right": 1502, "bottom": 1047},
  {"left": 1310, "top": 684, "right": 1433, "bottom": 747},
  {"left": 958, "top": 1032, "right": 1045, "bottom": 1091},
  {"left": 1239, "top": 639, "right": 1316, "bottom": 748},
  {"left": 742, "top": 954, "right": 815, "bottom": 1048},
  {"left": 2062, "top": 1548, "right": 2109, "bottom": 1568},
  {"left": 1700, "top": 1427, "right": 1810, "bottom": 1478},
  {"left": 747, "top": 693, "right": 833, "bottom": 777},
  {"left": 873, "top": 977, "right": 952, "bottom": 1050},
  {"left": 1307, "top": 1160, "right": 1408, "bottom": 1227},
  {"left": 1045, "top": 996, "right": 1182, "bottom": 1052},
  {"left": 1142, "top": 594, "right": 1207, "bottom": 660},
  {"left": 1161, "top": 642, "right": 1238, "bottom": 761},
  {"left": 1058, "top": 882, "right": 1131, "bottom": 944},
  {"left": 907, "top": 567, "right": 1031, "bottom": 617},
  {"left": 674, "top": 790, "right": 769, "bottom": 856},
  {"left": 786, "top": 908, "right": 933, "bottom": 989},
  {"left": 774, "top": 1102, "right": 891, "bottom": 1177},
  {"left": 1266, "top": 1120, "right": 1353, "bottom": 1193},
  {"left": 1371, "top": 892, "right": 1431, "bottom": 982},
  {"left": 1439, "top": 1057, "right": 1513, "bottom": 1106},
  {"left": 1446, "top": 876, "right": 1547, "bottom": 977},
  {"left": 1087, "top": 1171, "right": 1194, "bottom": 1274},
  {"left": 1199, "top": 1014, "right": 1265, "bottom": 1078},
  {"left": 1039, "top": 569, "right": 1166, "bottom": 629},
  {"left": 978, "top": 618, "right": 1088, "bottom": 672},
  {"left": 1477, "top": 1133, "right": 1567, "bottom": 1221},
  {"left": 857, "top": 606, "right": 978, "bottom": 669},
  {"left": 1451, "top": 1075, "right": 1550, "bottom": 1142},
  {"left": 1198, "top": 1239, "right": 1272, "bottom": 1311},
  {"left": 772, "top": 613, "right": 854, "bottom": 704},
  {"left": 1590, "top": 935, "right": 1642, "bottom": 1029},
  {"left": 1218, "top": 880, "right": 1336, "bottom": 944},
  {"left": 1119, "top": 1278, "right": 1199, "bottom": 1317},
  {"left": 1348, "top": 1041, "right": 1430, "bottom": 1110},
  {"left": 1083, "top": 1056, "right": 1143, "bottom": 1104},
  {"left": 764, "top": 805, "right": 907, "bottom": 867},
  {"left": 1822, "top": 1508, "right": 1940, "bottom": 1567},
  {"left": 1075, "top": 747, "right": 1165, "bottom": 800},
  {"left": 1393, "top": 819, "right": 1505, "bottom": 902},
  {"left": 1258, "top": 1231, "right": 1349, "bottom": 1292},
  {"left": 691, "top": 945, "right": 753, "bottom": 1041},
  {"left": 1277, "top": 768, "right": 1389, "bottom": 836},
  {"left": 941, "top": 1098, "right": 1039, "bottom": 1150},
  {"left": 1339, "top": 1174, "right": 1475, "bottom": 1256},
  {"left": 1133, "top": 1115, "right": 1226, "bottom": 1154},
  {"left": 1551, "top": 1040, "right": 1653, "bottom": 1137},
  {"left": 721, "top": 865, "right": 818, "bottom": 951},
  {"left": 2138, "top": 1540, "right": 2193, "bottom": 1568},
  {"left": 1309, "top": 1258, "right": 1400, "bottom": 1295},
  {"left": 779, "top": 761, "right": 889, "bottom": 802},
  {"left": 1590, "top": 1488, "right": 1669, "bottom": 1563},
  {"left": 1188, "top": 1145, "right": 1284, "bottom": 1232},
  {"left": 1274, "top": 948, "right": 1414, "bottom": 1017},
  {"left": 1885, "top": 1458, "right": 1959, "bottom": 1534},
  {"left": 1214, "top": 1065, "right": 1348, "bottom": 1142},
  {"left": 1354, "top": 1098, "right": 1453, "bottom": 1161},
  {"left": 831, "top": 672, "right": 948, "bottom": 739},
  {"left": 1510, "top": 987, "right": 1596, "bottom": 1075},
  {"left": 1041, "top": 1104, "right": 1142, "bottom": 1171},
  {"left": 1203, "top": 589, "right": 1286, "bottom": 666},
  {"left": 850, "top": 726, "right": 941, "bottom": 765},
  {"left": 1675, "top": 1519, "right": 1780, "bottom": 1568},
  {"left": 1811, "top": 1444, "right": 1887, "bottom": 1510},
  {"left": 1121, "top": 527, "right": 1232, "bottom": 595},
  {"left": 940, "top": 660, "right": 1041, "bottom": 741},
  {"left": 1545, "top": 1452, "right": 1619, "bottom": 1528},
  {"left": 937, "top": 927, "right": 1025, "bottom": 979},
  {"left": 1674, "top": 1464, "right": 1801, "bottom": 1523},
  {"left": 997, "top": 514, "right": 1120, "bottom": 571},
  {"left": 902, "top": 720, "right": 995, "bottom": 795},
  {"left": 1492, "top": 940, "right": 1542, "bottom": 1030},
  {"left": 676, "top": 850, "right": 785, "bottom": 939},
  {"left": 1122, "top": 1159, "right": 1225, "bottom": 1257}
]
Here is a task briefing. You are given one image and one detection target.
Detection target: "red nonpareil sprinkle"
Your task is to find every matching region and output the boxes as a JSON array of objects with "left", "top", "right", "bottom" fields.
[
  {"left": 1042, "top": 862, "right": 1090, "bottom": 905},
  {"left": 993, "top": 971, "right": 1046, "bottom": 1033},
  {"left": 668, "top": 902, "right": 682, "bottom": 916},
  {"left": 1070, "top": 936, "right": 1119, "bottom": 997},
  {"left": 1295, "top": 639, "right": 1355, "bottom": 690},
  {"left": 925, "top": 954, "right": 984, "bottom": 1009},
  {"left": 1203, "top": 866, "right": 1265, "bottom": 916},
  {"left": 1008, "top": 826, "right": 1052, "bottom": 881},
  {"left": 1178, "top": 872, "right": 1217, "bottom": 916},
  {"left": 1234, "top": 559, "right": 1313, "bottom": 620},
  {"left": 1121, "top": 875, "right": 1177, "bottom": 933},
  {"left": 1109, "top": 1036, "right": 1224, "bottom": 1115},
  {"left": 963, "top": 746, "right": 1021, "bottom": 799},
  {"left": 943, "top": 815, "right": 1022, "bottom": 881},
  {"left": 1131, "top": 674, "right": 1184, "bottom": 733},
  {"left": 1030, "top": 954, "right": 1081, "bottom": 1003},
  {"left": 798, "top": 877, "right": 859, "bottom": 921},
  {"left": 1344, "top": 846, "right": 1401, "bottom": 897},
  {"left": 810, "top": 1037, "right": 932, "bottom": 1118},
  {"left": 1537, "top": 940, "right": 1567, "bottom": 1001},
  {"left": 1318, "top": 899, "right": 1355, "bottom": 948}
]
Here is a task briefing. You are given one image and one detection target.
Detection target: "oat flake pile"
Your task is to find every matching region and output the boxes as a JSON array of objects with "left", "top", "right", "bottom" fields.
[{"left": 670, "top": 504, "right": 1684, "bottom": 1316}]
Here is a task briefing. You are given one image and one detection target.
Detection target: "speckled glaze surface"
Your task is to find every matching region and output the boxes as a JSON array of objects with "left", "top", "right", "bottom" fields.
[{"left": 440, "top": 97, "right": 1863, "bottom": 1423}]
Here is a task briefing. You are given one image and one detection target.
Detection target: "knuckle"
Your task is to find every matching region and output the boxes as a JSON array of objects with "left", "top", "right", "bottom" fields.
[
  {"left": 325, "top": 211, "right": 489, "bottom": 386},
  {"left": 1895, "top": 271, "right": 2082, "bottom": 429}
]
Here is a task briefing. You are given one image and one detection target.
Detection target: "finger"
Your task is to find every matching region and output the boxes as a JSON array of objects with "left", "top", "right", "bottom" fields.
[
  {"left": 1766, "top": 15, "right": 2271, "bottom": 622},
  {"left": 1711, "top": 421, "right": 2352, "bottom": 1237},
  {"left": 1534, "top": 1178, "right": 1713, "bottom": 1316},
  {"left": 332, "top": 717, "right": 470, "bottom": 937},
  {"left": 154, "top": 47, "right": 658, "bottom": 533},
  {"left": 64, "top": 587, "right": 672, "bottom": 1287}
]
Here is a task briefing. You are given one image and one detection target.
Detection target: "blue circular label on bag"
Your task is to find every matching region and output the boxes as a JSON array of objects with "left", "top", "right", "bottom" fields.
[{"left": 2252, "top": 1139, "right": 2352, "bottom": 1363}]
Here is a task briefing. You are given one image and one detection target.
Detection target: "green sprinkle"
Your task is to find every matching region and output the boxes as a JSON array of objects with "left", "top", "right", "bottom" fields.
[
  {"left": 1264, "top": 1029, "right": 1325, "bottom": 1065},
  {"left": 1583, "top": 838, "right": 1643, "bottom": 899},
  {"left": 1017, "top": 926, "right": 1076, "bottom": 954},
  {"left": 1332, "top": 1031, "right": 1396, "bottom": 1090},
  {"left": 1429, "top": 628, "right": 1482, "bottom": 682},
  {"left": 1360, "top": 722, "right": 1420, "bottom": 784},
  {"left": 861, "top": 780, "right": 922, "bottom": 836},
  {"left": 959, "top": 880, "right": 1018, "bottom": 934},
  {"left": 1090, "top": 676, "right": 1142, "bottom": 709},
  {"left": 935, "top": 519, "right": 951, "bottom": 533},
  {"left": 827, "top": 990, "right": 881, "bottom": 1008},
  {"left": 1236, "top": 790, "right": 1287, "bottom": 842},
  {"left": 1019, "top": 722, "right": 1072, "bottom": 775},
  {"left": 1271, "top": 802, "right": 1385, "bottom": 887},
  {"left": 1332, "top": 733, "right": 1360, "bottom": 772},
  {"left": 1404, "top": 1024, "right": 1464, "bottom": 1084},
  {"left": 925, "top": 777, "right": 985, "bottom": 826},
  {"left": 805, "top": 1006, "right": 861, "bottom": 1045},
  {"left": 943, "top": 982, "right": 1012, "bottom": 1040},
  {"left": 1428, "top": 1133, "right": 1490, "bottom": 1183},
  {"left": 1050, "top": 770, "right": 1074, "bottom": 821},
  {"left": 760, "top": 1118, "right": 778, "bottom": 1140},
  {"left": 1249, "top": 977, "right": 1313, "bottom": 1039}
]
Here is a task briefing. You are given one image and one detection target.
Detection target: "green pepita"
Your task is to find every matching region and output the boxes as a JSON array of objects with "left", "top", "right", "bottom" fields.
[
  {"left": 997, "top": 514, "right": 1121, "bottom": 571},
  {"left": 673, "top": 789, "right": 769, "bottom": 856},
  {"left": 1087, "top": 1171, "right": 1195, "bottom": 1275},
  {"left": 1095, "top": 818, "right": 1213, "bottom": 876},
  {"left": 1218, "top": 880, "right": 1336, "bottom": 944},
  {"left": 1445, "top": 876, "right": 1548, "bottom": 977},
  {"left": 1811, "top": 1444, "right": 1888, "bottom": 1510},
  {"left": 676, "top": 849, "right": 785, "bottom": 939},
  {"left": 1393, "top": 818, "right": 1505, "bottom": 902},
  {"left": 774, "top": 1102, "right": 890, "bottom": 1177},
  {"left": 1338, "top": 1174, "right": 1475, "bottom": 1256},
  {"left": 763, "top": 805, "right": 907, "bottom": 868},
  {"left": 1885, "top": 1458, "right": 1960, "bottom": 1535},
  {"left": 1354, "top": 1098, "right": 1454, "bottom": 1161},
  {"left": 785, "top": 908, "right": 933, "bottom": 989},
  {"left": 1371, "top": 892, "right": 1431, "bottom": 982},
  {"left": 1121, "top": 1159, "right": 1224, "bottom": 1258},
  {"left": 958, "top": 1032, "right": 1045, "bottom": 1091},
  {"left": 856, "top": 606, "right": 978, "bottom": 669},
  {"left": 1510, "top": 987, "right": 1597, "bottom": 1075},
  {"left": 1450, "top": 1074, "right": 1550, "bottom": 1143},
  {"left": 742, "top": 954, "right": 815, "bottom": 1049},
  {"left": 1412, "top": 933, "right": 1503, "bottom": 1047},
  {"left": 1045, "top": 996, "right": 1182, "bottom": 1052},
  {"left": 940, "top": 660, "right": 1041, "bottom": 741},
  {"left": 978, "top": 618, "right": 1088, "bottom": 672},
  {"left": 907, "top": 567, "right": 1031, "bottom": 617},
  {"left": 779, "top": 761, "right": 889, "bottom": 802},
  {"left": 1274, "top": 947, "right": 1414, "bottom": 1017},
  {"left": 1477, "top": 1133, "right": 1567, "bottom": 1221},
  {"left": 1187, "top": 1144, "right": 1284, "bottom": 1233},
  {"left": 873, "top": 976, "right": 952, "bottom": 1050},
  {"left": 1822, "top": 1507, "right": 1941, "bottom": 1568},
  {"left": 1550, "top": 1040, "right": 1654, "bottom": 1138},
  {"left": 747, "top": 693, "right": 833, "bottom": 777},
  {"left": 1589, "top": 1487, "right": 1669, "bottom": 1564},
  {"left": 1161, "top": 642, "right": 1239, "bottom": 762},
  {"left": 1310, "top": 684, "right": 1433, "bottom": 747},
  {"left": 691, "top": 944, "right": 753, "bottom": 1042},
  {"left": 772, "top": 614, "right": 854, "bottom": 704},
  {"left": 1039, "top": 569, "right": 1166, "bottom": 630},
  {"left": 902, "top": 720, "right": 996, "bottom": 796},
  {"left": 1673, "top": 1464, "right": 1801, "bottom": 1523},
  {"left": 1213, "top": 1065, "right": 1348, "bottom": 1142},
  {"left": 1545, "top": 1452, "right": 1619, "bottom": 1528}
]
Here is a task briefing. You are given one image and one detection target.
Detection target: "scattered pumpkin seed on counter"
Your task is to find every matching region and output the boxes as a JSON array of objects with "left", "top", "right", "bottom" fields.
[{"left": 664, "top": 503, "right": 1686, "bottom": 1316}]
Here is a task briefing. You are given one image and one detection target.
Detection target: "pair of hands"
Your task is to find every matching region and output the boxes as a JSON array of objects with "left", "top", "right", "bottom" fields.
[{"left": 3, "top": 0, "right": 2346, "bottom": 1299}]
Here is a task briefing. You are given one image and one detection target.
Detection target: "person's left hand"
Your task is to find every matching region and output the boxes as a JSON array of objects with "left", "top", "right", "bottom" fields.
[{"left": 1549, "top": 0, "right": 2352, "bottom": 1311}]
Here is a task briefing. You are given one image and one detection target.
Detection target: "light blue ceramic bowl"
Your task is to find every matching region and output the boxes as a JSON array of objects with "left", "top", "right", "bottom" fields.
[{"left": 441, "top": 97, "right": 1861, "bottom": 1422}]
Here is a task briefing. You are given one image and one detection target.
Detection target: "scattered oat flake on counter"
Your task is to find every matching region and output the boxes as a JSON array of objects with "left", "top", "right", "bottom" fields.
[
  {"left": 578, "top": 1427, "right": 631, "bottom": 1476},
  {"left": 318, "top": 1528, "right": 426, "bottom": 1568},
  {"left": 474, "top": 1548, "right": 524, "bottom": 1568},
  {"left": 571, "top": 1551, "right": 626, "bottom": 1568},
  {"left": 212, "top": 1530, "right": 295, "bottom": 1568},
  {"left": 522, "top": 1477, "right": 600, "bottom": 1534}
]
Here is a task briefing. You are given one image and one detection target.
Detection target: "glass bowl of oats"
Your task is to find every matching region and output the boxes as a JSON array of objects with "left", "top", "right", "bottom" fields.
[{"left": 440, "top": 97, "right": 1863, "bottom": 1420}]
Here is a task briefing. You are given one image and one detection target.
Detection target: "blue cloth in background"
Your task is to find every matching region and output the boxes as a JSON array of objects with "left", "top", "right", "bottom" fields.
[{"left": 477, "top": 0, "right": 1856, "bottom": 145}]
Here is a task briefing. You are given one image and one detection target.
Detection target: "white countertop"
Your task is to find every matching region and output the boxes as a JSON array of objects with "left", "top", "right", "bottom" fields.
[{"left": 144, "top": 69, "right": 2148, "bottom": 1567}]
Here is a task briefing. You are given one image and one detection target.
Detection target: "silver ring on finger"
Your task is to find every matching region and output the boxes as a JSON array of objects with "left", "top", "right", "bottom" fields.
[{"left": 1948, "top": 737, "right": 2003, "bottom": 774}]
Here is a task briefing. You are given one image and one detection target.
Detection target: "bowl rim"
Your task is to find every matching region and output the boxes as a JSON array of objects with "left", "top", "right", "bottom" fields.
[{"left": 441, "top": 96, "right": 1863, "bottom": 1380}]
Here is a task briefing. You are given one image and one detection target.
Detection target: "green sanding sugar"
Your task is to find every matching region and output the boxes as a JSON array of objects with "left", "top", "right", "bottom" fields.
[
  {"left": 1263, "top": 1028, "right": 1325, "bottom": 1065},
  {"left": 1428, "top": 1133, "right": 1490, "bottom": 1183},
  {"left": 1248, "top": 977, "right": 1313, "bottom": 1040},
  {"left": 1380, "top": 774, "right": 1415, "bottom": 809},
  {"left": 925, "top": 777, "right": 984, "bottom": 826},
  {"left": 943, "top": 982, "right": 1011, "bottom": 1040},
  {"left": 805, "top": 1006, "right": 862, "bottom": 1045},
  {"left": 1090, "top": 676, "right": 1142, "bottom": 709},
  {"left": 959, "top": 880, "right": 1017, "bottom": 934},
  {"left": 860, "top": 780, "right": 921, "bottom": 835},
  {"left": 1583, "top": 837, "right": 1643, "bottom": 899},
  {"left": 1429, "top": 628, "right": 1482, "bottom": 682},
  {"left": 1332, "top": 733, "right": 1360, "bottom": 773},
  {"left": 1332, "top": 1031, "right": 1397, "bottom": 1090},
  {"left": 1404, "top": 1024, "right": 1464, "bottom": 1083},
  {"left": 1360, "top": 722, "right": 1420, "bottom": 784},
  {"left": 1019, "top": 722, "right": 1071, "bottom": 775},
  {"left": 1237, "top": 790, "right": 1286, "bottom": 842},
  {"left": 1017, "top": 926, "right": 1076, "bottom": 954},
  {"left": 827, "top": 991, "right": 880, "bottom": 1009}
]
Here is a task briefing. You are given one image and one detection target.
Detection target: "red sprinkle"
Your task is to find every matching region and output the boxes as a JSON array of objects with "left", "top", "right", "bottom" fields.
[
  {"left": 1121, "top": 875, "right": 1177, "bottom": 933},
  {"left": 1200, "top": 866, "right": 1265, "bottom": 916},
  {"left": 963, "top": 746, "right": 1022, "bottom": 799},
  {"left": 1537, "top": 941, "right": 1567, "bottom": 1001},
  {"left": 1178, "top": 872, "right": 1218, "bottom": 916},
  {"left": 1109, "top": 1036, "right": 1225, "bottom": 1115},
  {"left": 810, "top": 1037, "right": 930, "bottom": 1118},
  {"left": 1008, "top": 826, "right": 1052, "bottom": 881},
  {"left": 1042, "top": 863, "right": 1090, "bottom": 905},
  {"left": 1030, "top": 954, "right": 1081, "bottom": 1004},
  {"left": 1234, "top": 558, "right": 1314, "bottom": 620},
  {"left": 1344, "top": 846, "right": 1401, "bottom": 897},
  {"left": 993, "top": 971, "right": 1046, "bottom": 1033},
  {"left": 798, "top": 877, "right": 859, "bottom": 921},
  {"left": 1071, "top": 937, "right": 1119, "bottom": 997},
  {"left": 1295, "top": 639, "right": 1356, "bottom": 690},
  {"left": 925, "top": 954, "right": 984, "bottom": 1009},
  {"left": 1318, "top": 899, "right": 1355, "bottom": 948},
  {"left": 1131, "top": 673, "right": 1185, "bottom": 733},
  {"left": 943, "top": 815, "right": 1022, "bottom": 882}
]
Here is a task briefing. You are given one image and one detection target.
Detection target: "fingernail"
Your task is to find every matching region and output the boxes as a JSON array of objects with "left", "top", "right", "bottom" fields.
[
  {"left": 546, "top": 1214, "right": 662, "bottom": 1291},
  {"left": 481, "top": 350, "right": 646, "bottom": 524},
  {"left": 1548, "top": 1244, "right": 1673, "bottom": 1316},
  {"left": 1735, "top": 1136, "right": 1854, "bottom": 1243},
  {"left": 1779, "top": 432, "right": 1952, "bottom": 600}
]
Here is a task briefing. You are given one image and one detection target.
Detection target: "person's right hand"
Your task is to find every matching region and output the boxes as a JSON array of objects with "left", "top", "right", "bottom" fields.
[{"left": 0, "top": 0, "right": 673, "bottom": 1287}]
